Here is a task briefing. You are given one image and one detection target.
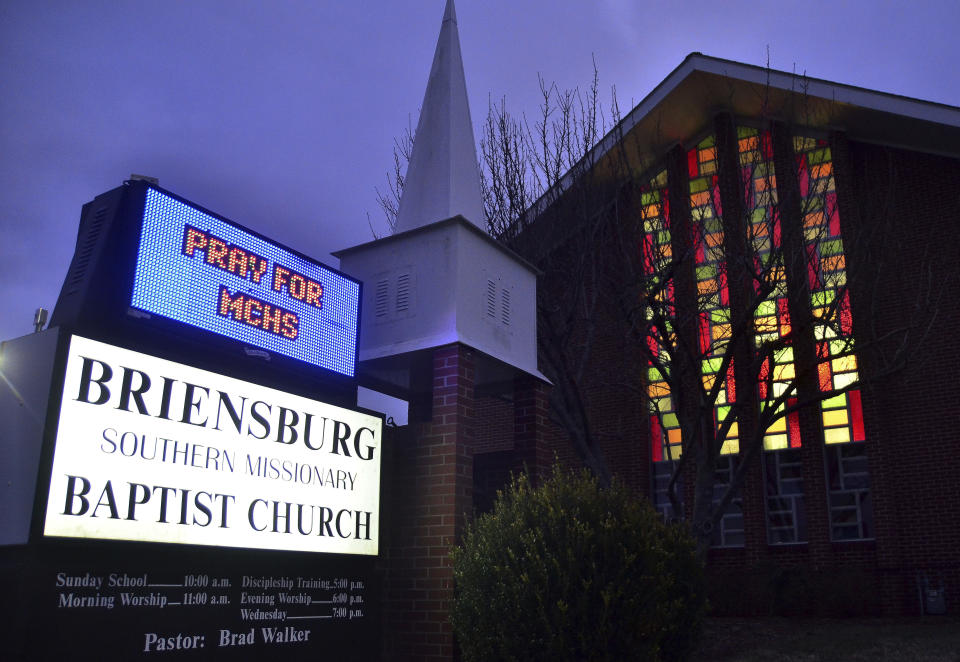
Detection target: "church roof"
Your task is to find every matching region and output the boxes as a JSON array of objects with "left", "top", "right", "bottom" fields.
[{"left": 540, "top": 53, "right": 960, "bottom": 213}]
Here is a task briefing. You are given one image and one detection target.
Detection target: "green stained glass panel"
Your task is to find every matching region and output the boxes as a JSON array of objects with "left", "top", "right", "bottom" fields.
[
  {"left": 821, "top": 393, "right": 847, "bottom": 409},
  {"left": 641, "top": 191, "right": 660, "bottom": 205},
  {"left": 757, "top": 300, "right": 776, "bottom": 316}
]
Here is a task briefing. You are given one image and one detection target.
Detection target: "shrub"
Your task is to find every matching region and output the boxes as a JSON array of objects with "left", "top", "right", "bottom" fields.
[{"left": 450, "top": 468, "right": 705, "bottom": 662}]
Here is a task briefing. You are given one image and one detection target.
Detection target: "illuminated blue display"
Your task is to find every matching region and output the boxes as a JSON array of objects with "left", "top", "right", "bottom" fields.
[{"left": 131, "top": 188, "right": 359, "bottom": 377}]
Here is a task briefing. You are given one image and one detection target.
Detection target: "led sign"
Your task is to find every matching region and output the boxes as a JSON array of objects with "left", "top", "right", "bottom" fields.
[
  {"left": 130, "top": 188, "right": 359, "bottom": 376},
  {"left": 44, "top": 336, "right": 382, "bottom": 555}
]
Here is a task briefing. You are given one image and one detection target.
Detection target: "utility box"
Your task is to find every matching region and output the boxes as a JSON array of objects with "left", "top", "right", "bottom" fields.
[{"left": 918, "top": 573, "right": 947, "bottom": 615}]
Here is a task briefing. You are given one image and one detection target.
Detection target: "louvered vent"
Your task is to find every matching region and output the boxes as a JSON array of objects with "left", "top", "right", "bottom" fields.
[
  {"left": 486, "top": 279, "right": 497, "bottom": 317},
  {"left": 65, "top": 206, "right": 109, "bottom": 293},
  {"left": 375, "top": 279, "right": 389, "bottom": 318},
  {"left": 501, "top": 288, "right": 511, "bottom": 326},
  {"left": 396, "top": 272, "right": 410, "bottom": 314}
]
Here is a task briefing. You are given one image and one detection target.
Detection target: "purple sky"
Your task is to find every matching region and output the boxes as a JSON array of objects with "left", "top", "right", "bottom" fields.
[{"left": 1, "top": 0, "right": 958, "bottom": 341}]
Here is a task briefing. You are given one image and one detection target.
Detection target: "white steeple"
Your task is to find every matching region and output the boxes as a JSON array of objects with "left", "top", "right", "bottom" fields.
[
  {"left": 394, "top": 0, "right": 485, "bottom": 234},
  {"left": 335, "top": 0, "right": 546, "bottom": 388}
]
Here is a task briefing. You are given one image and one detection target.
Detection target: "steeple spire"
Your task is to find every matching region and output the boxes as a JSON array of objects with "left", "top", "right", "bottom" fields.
[{"left": 394, "top": 0, "right": 485, "bottom": 234}]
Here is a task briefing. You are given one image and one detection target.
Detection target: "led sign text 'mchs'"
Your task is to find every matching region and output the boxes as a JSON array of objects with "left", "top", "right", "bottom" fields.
[{"left": 130, "top": 189, "right": 359, "bottom": 376}]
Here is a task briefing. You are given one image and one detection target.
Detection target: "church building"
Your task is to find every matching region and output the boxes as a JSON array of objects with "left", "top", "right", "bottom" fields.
[{"left": 339, "top": 3, "right": 960, "bottom": 658}]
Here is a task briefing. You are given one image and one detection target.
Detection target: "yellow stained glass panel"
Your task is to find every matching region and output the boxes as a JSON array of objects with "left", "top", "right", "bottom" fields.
[
  {"left": 756, "top": 316, "right": 777, "bottom": 333},
  {"left": 773, "top": 363, "right": 796, "bottom": 380},
  {"left": 815, "top": 325, "right": 837, "bottom": 340},
  {"left": 823, "top": 409, "right": 849, "bottom": 427},
  {"left": 833, "top": 372, "right": 857, "bottom": 389},
  {"left": 825, "top": 428, "right": 851, "bottom": 444},
  {"left": 764, "top": 434, "right": 788, "bottom": 450},
  {"left": 768, "top": 417, "right": 787, "bottom": 433},
  {"left": 832, "top": 355, "right": 857, "bottom": 373},
  {"left": 720, "top": 438, "right": 739, "bottom": 455}
]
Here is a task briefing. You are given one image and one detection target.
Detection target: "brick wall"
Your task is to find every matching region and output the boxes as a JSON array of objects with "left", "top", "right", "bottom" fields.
[{"left": 842, "top": 140, "right": 960, "bottom": 613}]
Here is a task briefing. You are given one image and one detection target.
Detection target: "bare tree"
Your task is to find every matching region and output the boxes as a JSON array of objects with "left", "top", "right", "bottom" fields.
[
  {"left": 376, "top": 65, "right": 943, "bottom": 554},
  {"left": 371, "top": 122, "right": 415, "bottom": 238},
  {"left": 482, "top": 64, "right": 623, "bottom": 485},
  {"left": 479, "top": 69, "right": 941, "bottom": 555}
]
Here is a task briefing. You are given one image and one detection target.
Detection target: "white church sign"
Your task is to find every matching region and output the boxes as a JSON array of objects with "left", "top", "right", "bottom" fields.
[{"left": 44, "top": 335, "right": 382, "bottom": 556}]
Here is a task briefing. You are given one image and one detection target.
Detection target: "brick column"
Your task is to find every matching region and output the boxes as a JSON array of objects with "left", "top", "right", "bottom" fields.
[
  {"left": 663, "top": 144, "right": 702, "bottom": 519},
  {"left": 770, "top": 122, "right": 833, "bottom": 566},
  {"left": 381, "top": 343, "right": 475, "bottom": 661},
  {"left": 513, "top": 374, "right": 550, "bottom": 483},
  {"left": 830, "top": 131, "right": 902, "bottom": 613},
  {"left": 714, "top": 112, "right": 766, "bottom": 559}
]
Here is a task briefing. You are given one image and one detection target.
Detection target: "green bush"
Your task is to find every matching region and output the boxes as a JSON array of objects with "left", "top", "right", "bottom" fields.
[{"left": 450, "top": 468, "right": 705, "bottom": 662}]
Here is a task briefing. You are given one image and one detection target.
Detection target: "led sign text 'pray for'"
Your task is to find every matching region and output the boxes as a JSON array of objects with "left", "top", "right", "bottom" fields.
[{"left": 131, "top": 189, "right": 359, "bottom": 376}]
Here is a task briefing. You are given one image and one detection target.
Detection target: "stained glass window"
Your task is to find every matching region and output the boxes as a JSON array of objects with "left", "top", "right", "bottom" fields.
[
  {"left": 641, "top": 170, "right": 684, "bottom": 520},
  {"left": 795, "top": 136, "right": 872, "bottom": 541},
  {"left": 689, "top": 136, "right": 739, "bottom": 457},
  {"left": 690, "top": 136, "right": 743, "bottom": 547},
  {"left": 641, "top": 172, "right": 682, "bottom": 464},
  {"left": 740, "top": 127, "right": 803, "bottom": 452},
  {"left": 741, "top": 126, "right": 808, "bottom": 544},
  {"left": 795, "top": 137, "right": 866, "bottom": 447},
  {"left": 642, "top": 129, "right": 871, "bottom": 544}
]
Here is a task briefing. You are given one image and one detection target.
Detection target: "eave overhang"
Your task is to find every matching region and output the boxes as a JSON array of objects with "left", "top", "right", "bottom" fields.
[{"left": 580, "top": 53, "right": 960, "bottom": 190}]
